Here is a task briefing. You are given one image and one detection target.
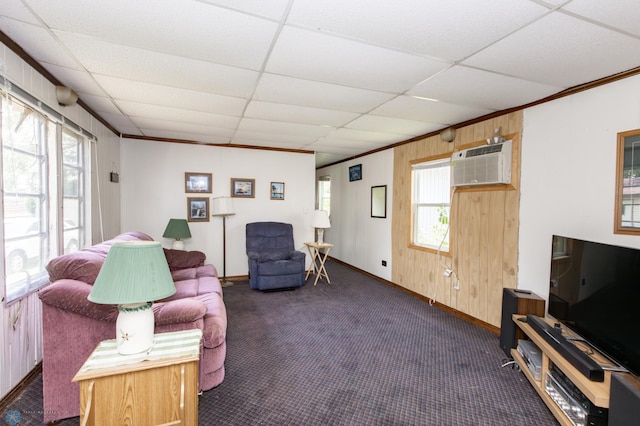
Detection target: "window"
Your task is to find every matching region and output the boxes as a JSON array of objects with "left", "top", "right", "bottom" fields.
[
  {"left": 2, "top": 93, "right": 89, "bottom": 303},
  {"left": 411, "top": 156, "right": 451, "bottom": 252},
  {"left": 552, "top": 236, "right": 568, "bottom": 259},
  {"left": 318, "top": 175, "right": 331, "bottom": 216},
  {"left": 615, "top": 129, "right": 640, "bottom": 234}
]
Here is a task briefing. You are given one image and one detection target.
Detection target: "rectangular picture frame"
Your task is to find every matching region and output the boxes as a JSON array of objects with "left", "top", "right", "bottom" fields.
[
  {"left": 270, "top": 182, "right": 285, "bottom": 200},
  {"left": 231, "top": 178, "right": 255, "bottom": 198},
  {"left": 349, "top": 164, "right": 362, "bottom": 182},
  {"left": 187, "top": 197, "right": 210, "bottom": 222},
  {"left": 185, "top": 172, "right": 212, "bottom": 193}
]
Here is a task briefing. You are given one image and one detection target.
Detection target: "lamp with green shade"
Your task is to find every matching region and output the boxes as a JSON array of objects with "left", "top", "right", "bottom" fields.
[
  {"left": 88, "top": 241, "right": 176, "bottom": 354},
  {"left": 163, "top": 218, "right": 191, "bottom": 250}
]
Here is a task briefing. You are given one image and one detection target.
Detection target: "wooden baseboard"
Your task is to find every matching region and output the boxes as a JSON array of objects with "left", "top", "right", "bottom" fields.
[{"left": 328, "top": 256, "right": 500, "bottom": 336}]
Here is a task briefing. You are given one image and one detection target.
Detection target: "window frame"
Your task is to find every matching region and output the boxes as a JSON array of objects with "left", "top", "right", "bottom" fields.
[
  {"left": 614, "top": 129, "right": 640, "bottom": 235},
  {"left": 2, "top": 92, "right": 90, "bottom": 305},
  {"left": 410, "top": 153, "right": 452, "bottom": 255}
]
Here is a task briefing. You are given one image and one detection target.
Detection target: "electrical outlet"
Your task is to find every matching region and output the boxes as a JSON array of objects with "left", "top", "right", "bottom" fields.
[
  {"left": 453, "top": 279, "right": 460, "bottom": 290},
  {"left": 550, "top": 279, "right": 558, "bottom": 288},
  {"left": 381, "top": 260, "right": 387, "bottom": 267}
]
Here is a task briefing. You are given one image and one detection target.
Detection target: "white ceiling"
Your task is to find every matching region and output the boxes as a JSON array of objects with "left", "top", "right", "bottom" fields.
[{"left": 1, "top": 0, "right": 640, "bottom": 167}]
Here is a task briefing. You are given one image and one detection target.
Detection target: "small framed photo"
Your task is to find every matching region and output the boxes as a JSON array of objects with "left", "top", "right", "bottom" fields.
[
  {"left": 187, "top": 197, "right": 210, "bottom": 222},
  {"left": 349, "top": 164, "right": 362, "bottom": 182},
  {"left": 270, "top": 182, "right": 285, "bottom": 200},
  {"left": 231, "top": 178, "right": 255, "bottom": 198},
  {"left": 185, "top": 172, "right": 212, "bottom": 193}
]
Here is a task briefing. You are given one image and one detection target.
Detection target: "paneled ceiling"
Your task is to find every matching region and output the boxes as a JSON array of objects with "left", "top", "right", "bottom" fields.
[{"left": 1, "top": 0, "right": 640, "bottom": 167}]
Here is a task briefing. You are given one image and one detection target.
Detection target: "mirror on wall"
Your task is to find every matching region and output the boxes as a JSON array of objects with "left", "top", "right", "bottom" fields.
[
  {"left": 615, "top": 129, "right": 640, "bottom": 235},
  {"left": 371, "top": 185, "right": 387, "bottom": 218}
]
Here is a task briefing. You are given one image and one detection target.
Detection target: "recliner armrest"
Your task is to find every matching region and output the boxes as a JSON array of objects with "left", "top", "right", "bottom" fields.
[{"left": 289, "top": 250, "right": 305, "bottom": 261}]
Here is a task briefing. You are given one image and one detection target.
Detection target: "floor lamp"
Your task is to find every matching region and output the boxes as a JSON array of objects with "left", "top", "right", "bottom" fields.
[{"left": 212, "top": 196, "right": 235, "bottom": 287}]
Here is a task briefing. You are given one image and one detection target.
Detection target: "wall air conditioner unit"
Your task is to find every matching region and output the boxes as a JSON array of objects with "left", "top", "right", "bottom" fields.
[{"left": 451, "top": 140, "right": 512, "bottom": 187}]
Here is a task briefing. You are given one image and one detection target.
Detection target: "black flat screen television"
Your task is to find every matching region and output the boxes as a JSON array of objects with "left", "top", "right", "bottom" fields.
[{"left": 548, "top": 235, "right": 640, "bottom": 377}]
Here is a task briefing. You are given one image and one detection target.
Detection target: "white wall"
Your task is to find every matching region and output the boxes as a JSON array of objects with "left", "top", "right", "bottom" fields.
[
  {"left": 0, "top": 42, "right": 121, "bottom": 400},
  {"left": 120, "top": 139, "right": 316, "bottom": 276},
  {"left": 316, "top": 149, "right": 393, "bottom": 281},
  {"left": 519, "top": 74, "right": 640, "bottom": 301}
]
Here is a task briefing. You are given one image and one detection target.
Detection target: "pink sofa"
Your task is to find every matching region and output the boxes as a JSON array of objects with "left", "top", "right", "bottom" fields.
[{"left": 37, "top": 231, "right": 227, "bottom": 423}]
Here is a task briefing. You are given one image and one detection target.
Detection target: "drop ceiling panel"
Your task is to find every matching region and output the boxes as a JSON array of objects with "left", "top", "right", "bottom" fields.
[
  {"left": 346, "top": 115, "right": 442, "bottom": 137},
  {"left": 232, "top": 130, "right": 318, "bottom": 146},
  {"left": 372, "top": 96, "right": 494, "bottom": 124},
  {"left": 2, "top": 1, "right": 640, "bottom": 168},
  {"left": 0, "top": 0, "right": 41, "bottom": 24},
  {"left": 79, "top": 94, "right": 123, "bottom": 116},
  {"left": 197, "top": 0, "right": 291, "bottom": 21},
  {"left": 139, "top": 129, "right": 230, "bottom": 145},
  {"left": 253, "top": 74, "right": 395, "bottom": 113},
  {"left": 266, "top": 26, "right": 449, "bottom": 92},
  {"left": 237, "top": 117, "right": 334, "bottom": 138},
  {"left": 329, "top": 128, "right": 406, "bottom": 144},
  {"left": 408, "top": 66, "right": 563, "bottom": 110},
  {"left": 26, "top": 0, "right": 278, "bottom": 70},
  {"left": 463, "top": 12, "right": 640, "bottom": 87},
  {"left": 94, "top": 76, "right": 247, "bottom": 116},
  {"left": 116, "top": 100, "right": 241, "bottom": 130},
  {"left": 245, "top": 101, "right": 360, "bottom": 127},
  {"left": 563, "top": 0, "right": 640, "bottom": 38},
  {"left": 131, "top": 118, "right": 235, "bottom": 139},
  {"left": 0, "top": 18, "right": 81, "bottom": 70},
  {"left": 97, "top": 112, "right": 142, "bottom": 135},
  {"left": 55, "top": 33, "right": 259, "bottom": 98},
  {"left": 287, "top": 0, "right": 548, "bottom": 61}
]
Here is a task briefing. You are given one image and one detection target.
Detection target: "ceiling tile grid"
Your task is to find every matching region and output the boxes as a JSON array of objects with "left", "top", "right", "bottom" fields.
[{"left": 0, "top": 0, "right": 639, "bottom": 166}]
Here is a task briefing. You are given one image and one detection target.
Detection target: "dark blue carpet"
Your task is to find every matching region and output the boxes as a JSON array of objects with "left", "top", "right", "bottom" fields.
[{"left": 2, "top": 259, "right": 558, "bottom": 425}]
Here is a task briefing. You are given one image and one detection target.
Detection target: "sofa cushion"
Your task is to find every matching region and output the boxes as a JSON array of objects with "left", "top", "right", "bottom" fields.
[
  {"left": 171, "top": 268, "right": 197, "bottom": 282},
  {"left": 45, "top": 251, "right": 105, "bottom": 284},
  {"left": 163, "top": 248, "right": 206, "bottom": 271},
  {"left": 193, "top": 293, "right": 227, "bottom": 349}
]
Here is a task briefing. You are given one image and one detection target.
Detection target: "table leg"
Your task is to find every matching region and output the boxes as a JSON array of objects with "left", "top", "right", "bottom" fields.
[{"left": 313, "top": 247, "right": 331, "bottom": 286}]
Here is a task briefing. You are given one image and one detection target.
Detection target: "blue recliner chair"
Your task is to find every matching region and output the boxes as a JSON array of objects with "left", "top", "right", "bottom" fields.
[{"left": 246, "top": 222, "right": 306, "bottom": 291}]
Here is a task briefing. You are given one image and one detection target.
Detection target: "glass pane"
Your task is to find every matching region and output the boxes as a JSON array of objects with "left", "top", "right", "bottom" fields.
[
  {"left": 621, "top": 133, "right": 640, "bottom": 229},
  {"left": 318, "top": 179, "right": 331, "bottom": 216},
  {"left": 3, "top": 97, "right": 50, "bottom": 302},
  {"left": 413, "top": 160, "right": 450, "bottom": 204},
  {"left": 412, "top": 157, "right": 450, "bottom": 251},
  {"left": 414, "top": 205, "right": 450, "bottom": 250}
]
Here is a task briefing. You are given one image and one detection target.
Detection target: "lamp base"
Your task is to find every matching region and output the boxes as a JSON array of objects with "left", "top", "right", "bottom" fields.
[
  {"left": 172, "top": 240, "right": 185, "bottom": 250},
  {"left": 116, "top": 302, "right": 154, "bottom": 354},
  {"left": 316, "top": 228, "right": 325, "bottom": 244}
]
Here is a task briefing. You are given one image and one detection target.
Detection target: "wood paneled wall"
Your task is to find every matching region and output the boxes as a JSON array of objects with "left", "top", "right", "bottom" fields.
[{"left": 392, "top": 111, "right": 522, "bottom": 328}]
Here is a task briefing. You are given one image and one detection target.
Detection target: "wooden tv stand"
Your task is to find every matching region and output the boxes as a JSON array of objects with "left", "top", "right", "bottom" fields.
[{"left": 511, "top": 314, "right": 613, "bottom": 425}]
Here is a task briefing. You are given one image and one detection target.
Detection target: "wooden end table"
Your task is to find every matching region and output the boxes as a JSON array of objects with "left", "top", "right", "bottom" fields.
[
  {"left": 304, "top": 242, "right": 334, "bottom": 286},
  {"left": 72, "top": 329, "right": 202, "bottom": 426}
]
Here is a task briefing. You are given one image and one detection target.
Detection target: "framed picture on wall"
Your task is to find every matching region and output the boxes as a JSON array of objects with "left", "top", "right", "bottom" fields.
[
  {"left": 185, "top": 172, "right": 212, "bottom": 193},
  {"left": 270, "top": 182, "right": 285, "bottom": 200},
  {"left": 231, "top": 178, "right": 255, "bottom": 198},
  {"left": 187, "top": 197, "right": 210, "bottom": 222},
  {"left": 349, "top": 164, "right": 362, "bottom": 182}
]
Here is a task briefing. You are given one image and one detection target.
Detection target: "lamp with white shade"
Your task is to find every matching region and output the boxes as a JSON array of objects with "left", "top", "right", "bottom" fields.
[
  {"left": 212, "top": 196, "right": 235, "bottom": 286},
  {"left": 311, "top": 210, "right": 331, "bottom": 244},
  {"left": 162, "top": 218, "right": 191, "bottom": 250},
  {"left": 87, "top": 241, "right": 176, "bottom": 355}
]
